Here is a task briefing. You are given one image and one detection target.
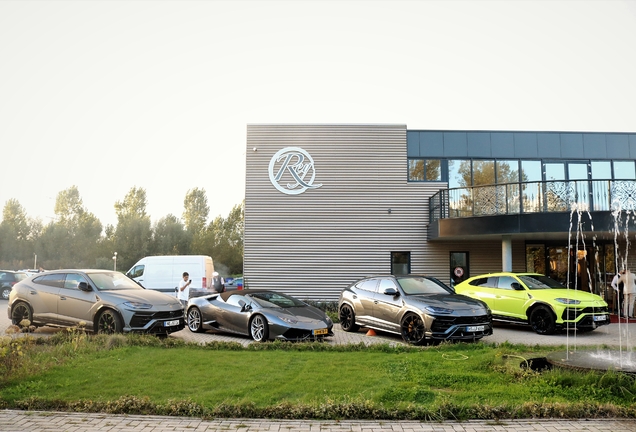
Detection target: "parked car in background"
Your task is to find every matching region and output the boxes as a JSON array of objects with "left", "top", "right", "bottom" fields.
[
  {"left": 338, "top": 274, "right": 493, "bottom": 345},
  {"left": 1, "top": 271, "right": 28, "bottom": 300},
  {"left": 454, "top": 272, "right": 610, "bottom": 335},
  {"left": 186, "top": 289, "right": 333, "bottom": 342},
  {"left": 225, "top": 277, "right": 244, "bottom": 290},
  {"left": 8, "top": 269, "right": 185, "bottom": 335}
]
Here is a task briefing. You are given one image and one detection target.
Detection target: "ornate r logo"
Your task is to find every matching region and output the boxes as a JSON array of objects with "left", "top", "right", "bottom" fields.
[{"left": 269, "top": 147, "right": 323, "bottom": 195}]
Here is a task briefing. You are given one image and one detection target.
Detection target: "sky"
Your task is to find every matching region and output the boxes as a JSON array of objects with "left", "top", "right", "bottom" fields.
[{"left": 1, "top": 0, "right": 636, "bottom": 228}]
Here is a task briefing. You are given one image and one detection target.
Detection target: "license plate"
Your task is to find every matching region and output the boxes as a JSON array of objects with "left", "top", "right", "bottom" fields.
[
  {"left": 593, "top": 315, "right": 607, "bottom": 322},
  {"left": 312, "top": 328, "right": 328, "bottom": 336},
  {"left": 164, "top": 320, "right": 180, "bottom": 327},
  {"left": 466, "top": 325, "right": 485, "bottom": 332}
]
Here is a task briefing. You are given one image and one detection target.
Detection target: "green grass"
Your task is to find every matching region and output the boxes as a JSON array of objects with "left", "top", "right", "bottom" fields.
[{"left": 1, "top": 332, "right": 636, "bottom": 420}]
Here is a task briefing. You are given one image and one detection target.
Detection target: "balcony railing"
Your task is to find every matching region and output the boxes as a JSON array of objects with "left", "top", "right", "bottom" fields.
[{"left": 429, "top": 179, "right": 636, "bottom": 222}]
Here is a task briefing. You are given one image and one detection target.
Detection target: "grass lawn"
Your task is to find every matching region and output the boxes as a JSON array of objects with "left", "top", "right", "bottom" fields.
[{"left": 1, "top": 333, "right": 636, "bottom": 420}]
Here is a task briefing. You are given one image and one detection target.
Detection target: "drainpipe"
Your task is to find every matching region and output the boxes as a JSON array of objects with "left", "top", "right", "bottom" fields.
[{"left": 502, "top": 235, "right": 512, "bottom": 272}]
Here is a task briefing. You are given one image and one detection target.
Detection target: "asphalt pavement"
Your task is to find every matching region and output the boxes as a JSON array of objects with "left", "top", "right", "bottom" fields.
[{"left": 2, "top": 299, "right": 636, "bottom": 431}]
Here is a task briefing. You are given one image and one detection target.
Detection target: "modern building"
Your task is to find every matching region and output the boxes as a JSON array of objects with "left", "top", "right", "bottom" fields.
[{"left": 244, "top": 124, "right": 636, "bottom": 310}]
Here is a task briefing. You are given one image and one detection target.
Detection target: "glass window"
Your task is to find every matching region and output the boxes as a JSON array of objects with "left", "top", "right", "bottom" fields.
[
  {"left": 378, "top": 279, "right": 398, "bottom": 292},
  {"left": 526, "top": 244, "right": 546, "bottom": 274},
  {"left": 425, "top": 160, "right": 442, "bottom": 181},
  {"left": 356, "top": 279, "right": 379, "bottom": 293},
  {"left": 448, "top": 159, "right": 471, "bottom": 188},
  {"left": 545, "top": 162, "right": 565, "bottom": 181},
  {"left": 497, "top": 276, "right": 518, "bottom": 290},
  {"left": 614, "top": 161, "right": 636, "bottom": 179},
  {"left": 391, "top": 252, "right": 410, "bottom": 275},
  {"left": 521, "top": 160, "right": 541, "bottom": 182},
  {"left": 408, "top": 159, "right": 424, "bottom": 181},
  {"left": 496, "top": 160, "right": 519, "bottom": 184},
  {"left": 34, "top": 273, "right": 66, "bottom": 288},
  {"left": 64, "top": 273, "right": 88, "bottom": 290},
  {"left": 472, "top": 160, "right": 495, "bottom": 186},
  {"left": 591, "top": 161, "right": 611, "bottom": 180}
]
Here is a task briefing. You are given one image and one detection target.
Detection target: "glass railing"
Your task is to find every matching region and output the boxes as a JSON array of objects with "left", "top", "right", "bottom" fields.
[{"left": 429, "top": 180, "right": 636, "bottom": 221}]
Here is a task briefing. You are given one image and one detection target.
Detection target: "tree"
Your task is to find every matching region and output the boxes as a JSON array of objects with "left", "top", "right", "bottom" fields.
[
  {"left": 151, "top": 214, "right": 189, "bottom": 255},
  {"left": 206, "top": 201, "right": 244, "bottom": 275},
  {"left": 0, "top": 199, "right": 33, "bottom": 266},
  {"left": 113, "top": 187, "right": 152, "bottom": 271},
  {"left": 37, "top": 186, "right": 103, "bottom": 268}
]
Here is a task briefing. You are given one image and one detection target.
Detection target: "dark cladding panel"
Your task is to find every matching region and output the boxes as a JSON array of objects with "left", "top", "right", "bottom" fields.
[
  {"left": 420, "top": 131, "right": 444, "bottom": 157},
  {"left": 513, "top": 133, "right": 538, "bottom": 158},
  {"left": 630, "top": 134, "right": 636, "bottom": 159},
  {"left": 537, "top": 133, "right": 561, "bottom": 158},
  {"left": 443, "top": 132, "right": 468, "bottom": 157},
  {"left": 561, "top": 133, "right": 584, "bottom": 158},
  {"left": 491, "top": 132, "right": 514, "bottom": 158},
  {"left": 583, "top": 134, "right": 607, "bottom": 158},
  {"left": 407, "top": 131, "right": 420, "bottom": 157},
  {"left": 607, "top": 134, "right": 630, "bottom": 158},
  {"left": 467, "top": 132, "right": 491, "bottom": 157}
]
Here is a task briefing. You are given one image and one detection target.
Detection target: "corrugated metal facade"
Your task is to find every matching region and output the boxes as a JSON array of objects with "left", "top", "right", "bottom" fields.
[{"left": 245, "top": 124, "right": 515, "bottom": 300}]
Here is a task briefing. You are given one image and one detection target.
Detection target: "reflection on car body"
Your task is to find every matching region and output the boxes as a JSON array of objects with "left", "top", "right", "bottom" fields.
[
  {"left": 8, "top": 269, "right": 185, "bottom": 335},
  {"left": 186, "top": 289, "right": 333, "bottom": 342},
  {"left": 338, "top": 274, "right": 493, "bottom": 345},
  {"left": 454, "top": 272, "right": 610, "bottom": 335}
]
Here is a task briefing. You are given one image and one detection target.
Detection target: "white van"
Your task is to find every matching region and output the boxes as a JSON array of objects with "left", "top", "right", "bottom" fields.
[{"left": 126, "top": 255, "right": 214, "bottom": 296}]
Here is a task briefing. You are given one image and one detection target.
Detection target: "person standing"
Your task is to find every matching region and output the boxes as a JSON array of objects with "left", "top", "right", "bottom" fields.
[
  {"left": 618, "top": 269, "right": 636, "bottom": 319},
  {"left": 611, "top": 271, "right": 625, "bottom": 316},
  {"left": 212, "top": 271, "right": 225, "bottom": 293},
  {"left": 177, "top": 272, "right": 192, "bottom": 308}
]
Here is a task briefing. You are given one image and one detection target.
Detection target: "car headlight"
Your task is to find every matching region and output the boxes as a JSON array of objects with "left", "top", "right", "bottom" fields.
[
  {"left": 123, "top": 301, "right": 153, "bottom": 309},
  {"left": 424, "top": 306, "right": 453, "bottom": 314},
  {"left": 555, "top": 298, "right": 581, "bottom": 305},
  {"left": 277, "top": 315, "right": 298, "bottom": 324}
]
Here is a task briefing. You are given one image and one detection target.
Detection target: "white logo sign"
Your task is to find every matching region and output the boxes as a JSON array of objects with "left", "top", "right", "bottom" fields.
[{"left": 269, "top": 147, "right": 323, "bottom": 195}]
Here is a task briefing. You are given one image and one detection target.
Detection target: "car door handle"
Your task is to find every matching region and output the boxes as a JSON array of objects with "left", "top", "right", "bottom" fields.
[
  {"left": 59, "top": 296, "right": 67, "bottom": 301},
  {"left": 374, "top": 300, "right": 379, "bottom": 304}
]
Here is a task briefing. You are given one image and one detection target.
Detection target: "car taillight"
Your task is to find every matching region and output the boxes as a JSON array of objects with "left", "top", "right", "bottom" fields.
[
  {"left": 10, "top": 281, "right": 17, "bottom": 286},
  {"left": 202, "top": 277, "right": 207, "bottom": 289}
]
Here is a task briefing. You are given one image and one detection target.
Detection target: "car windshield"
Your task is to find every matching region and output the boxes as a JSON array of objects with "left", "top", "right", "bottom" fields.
[
  {"left": 249, "top": 292, "right": 305, "bottom": 308},
  {"left": 518, "top": 274, "right": 565, "bottom": 290},
  {"left": 87, "top": 272, "right": 143, "bottom": 291},
  {"left": 397, "top": 276, "right": 452, "bottom": 295}
]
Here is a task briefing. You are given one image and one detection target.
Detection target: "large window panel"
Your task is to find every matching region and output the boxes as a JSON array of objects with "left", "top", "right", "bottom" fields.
[
  {"left": 448, "top": 160, "right": 472, "bottom": 217},
  {"left": 614, "top": 161, "right": 636, "bottom": 179},
  {"left": 521, "top": 160, "right": 542, "bottom": 213},
  {"left": 591, "top": 161, "right": 612, "bottom": 210},
  {"left": 408, "top": 159, "right": 424, "bottom": 181}
]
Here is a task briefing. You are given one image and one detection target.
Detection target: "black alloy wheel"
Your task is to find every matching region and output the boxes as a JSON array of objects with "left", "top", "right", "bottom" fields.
[
  {"left": 187, "top": 307, "right": 204, "bottom": 333},
  {"left": 529, "top": 305, "right": 557, "bottom": 335},
  {"left": 339, "top": 304, "right": 360, "bottom": 332},
  {"left": 11, "top": 301, "right": 33, "bottom": 327},
  {"left": 96, "top": 309, "right": 123, "bottom": 334},
  {"left": 250, "top": 314, "right": 269, "bottom": 342},
  {"left": 400, "top": 313, "right": 427, "bottom": 345}
]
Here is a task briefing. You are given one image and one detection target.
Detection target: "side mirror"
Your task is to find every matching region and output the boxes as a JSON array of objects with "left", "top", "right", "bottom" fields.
[
  {"left": 239, "top": 299, "right": 252, "bottom": 312},
  {"left": 383, "top": 287, "right": 399, "bottom": 296},
  {"left": 78, "top": 282, "right": 92, "bottom": 292},
  {"left": 511, "top": 282, "right": 523, "bottom": 290}
]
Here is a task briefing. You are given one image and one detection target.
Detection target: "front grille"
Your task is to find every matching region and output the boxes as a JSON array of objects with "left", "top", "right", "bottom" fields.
[
  {"left": 431, "top": 314, "right": 490, "bottom": 332},
  {"left": 561, "top": 306, "right": 609, "bottom": 321},
  {"left": 130, "top": 310, "right": 184, "bottom": 328}
]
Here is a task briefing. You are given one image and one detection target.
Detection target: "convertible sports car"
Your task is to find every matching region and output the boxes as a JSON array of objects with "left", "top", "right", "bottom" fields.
[
  {"left": 454, "top": 272, "right": 610, "bottom": 335},
  {"left": 186, "top": 290, "right": 334, "bottom": 342},
  {"left": 338, "top": 275, "right": 493, "bottom": 345}
]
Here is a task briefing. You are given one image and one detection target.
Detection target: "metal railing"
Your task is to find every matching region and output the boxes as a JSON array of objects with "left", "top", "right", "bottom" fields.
[{"left": 429, "top": 179, "right": 636, "bottom": 221}]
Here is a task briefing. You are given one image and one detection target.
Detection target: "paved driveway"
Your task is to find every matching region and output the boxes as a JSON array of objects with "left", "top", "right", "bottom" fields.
[{"left": 3, "top": 297, "right": 635, "bottom": 347}]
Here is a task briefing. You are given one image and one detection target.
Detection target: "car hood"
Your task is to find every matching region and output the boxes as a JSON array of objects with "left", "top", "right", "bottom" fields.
[
  {"left": 264, "top": 305, "right": 328, "bottom": 322},
  {"left": 530, "top": 289, "right": 607, "bottom": 306},
  {"left": 102, "top": 289, "right": 181, "bottom": 307},
  {"left": 406, "top": 294, "right": 490, "bottom": 313}
]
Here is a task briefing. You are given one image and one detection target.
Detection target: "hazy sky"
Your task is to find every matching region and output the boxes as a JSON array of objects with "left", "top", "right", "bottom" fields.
[{"left": 1, "top": 0, "right": 636, "bottom": 228}]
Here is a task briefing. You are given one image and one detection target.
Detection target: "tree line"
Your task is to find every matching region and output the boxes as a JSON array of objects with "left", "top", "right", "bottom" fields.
[{"left": 0, "top": 185, "right": 244, "bottom": 276}]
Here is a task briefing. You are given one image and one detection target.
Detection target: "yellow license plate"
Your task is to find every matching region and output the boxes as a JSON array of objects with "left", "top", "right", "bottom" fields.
[{"left": 313, "top": 328, "right": 328, "bottom": 336}]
